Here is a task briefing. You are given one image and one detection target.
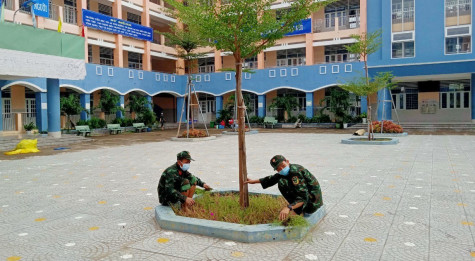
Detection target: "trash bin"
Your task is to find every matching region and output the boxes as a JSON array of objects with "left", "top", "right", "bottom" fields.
[{"left": 210, "top": 121, "right": 215, "bottom": 128}]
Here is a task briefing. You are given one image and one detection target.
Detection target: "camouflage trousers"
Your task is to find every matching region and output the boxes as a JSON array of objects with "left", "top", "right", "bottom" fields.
[
  {"left": 277, "top": 179, "right": 322, "bottom": 215},
  {"left": 160, "top": 176, "right": 197, "bottom": 206}
]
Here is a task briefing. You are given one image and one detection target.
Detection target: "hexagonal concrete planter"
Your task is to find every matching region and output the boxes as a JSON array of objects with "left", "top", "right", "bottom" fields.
[
  {"left": 341, "top": 137, "right": 399, "bottom": 145},
  {"left": 364, "top": 132, "right": 408, "bottom": 137},
  {"left": 155, "top": 190, "right": 326, "bottom": 243}
]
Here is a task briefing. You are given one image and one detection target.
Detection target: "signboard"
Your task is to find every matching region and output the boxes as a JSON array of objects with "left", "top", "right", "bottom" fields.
[
  {"left": 32, "top": 0, "right": 49, "bottom": 18},
  {"left": 82, "top": 9, "right": 153, "bottom": 42},
  {"left": 285, "top": 18, "right": 312, "bottom": 36}
]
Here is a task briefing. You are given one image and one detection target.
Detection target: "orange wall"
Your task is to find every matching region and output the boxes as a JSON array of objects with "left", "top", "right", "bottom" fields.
[
  {"left": 265, "top": 51, "right": 277, "bottom": 67},
  {"left": 266, "top": 90, "right": 277, "bottom": 109},
  {"left": 313, "top": 46, "right": 325, "bottom": 64},
  {"left": 11, "top": 85, "right": 25, "bottom": 113},
  {"left": 314, "top": 89, "right": 325, "bottom": 107},
  {"left": 152, "top": 59, "right": 176, "bottom": 74},
  {"left": 153, "top": 96, "right": 175, "bottom": 109},
  {"left": 222, "top": 56, "right": 234, "bottom": 69}
]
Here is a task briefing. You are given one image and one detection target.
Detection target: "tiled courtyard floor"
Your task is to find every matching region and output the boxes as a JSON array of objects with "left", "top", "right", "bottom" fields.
[{"left": 1, "top": 133, "right": 475, "bottom": 260}]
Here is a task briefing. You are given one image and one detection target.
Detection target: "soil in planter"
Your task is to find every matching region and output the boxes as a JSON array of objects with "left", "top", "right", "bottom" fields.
[
  {"left": 172, "top": 191, "right": 308, "bottom": 227},
  {"left": 352, "top": 138, "right": 393, "bottom": 142}
]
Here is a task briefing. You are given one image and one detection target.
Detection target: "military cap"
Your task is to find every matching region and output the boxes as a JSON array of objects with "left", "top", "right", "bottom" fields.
[
  {"left": 270, "top": 155, "right": 286, "bottom": 170},
  {"left": 177, "top": 151, "right": 194, "bottom": 161}
]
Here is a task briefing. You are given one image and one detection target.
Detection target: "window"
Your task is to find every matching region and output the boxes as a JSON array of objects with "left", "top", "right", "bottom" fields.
[
  {"left": 323, "top": 1, "right": 360, "bottom": 31},
  {"left": 392, "top": 41, "right": 415, "bottom": 58},
  {"left": 446, "top": 35, "right": 471, "bottom": 54},
  {"left": 325, "top": 44, "right": 357, "bottom": 63},
  {"left": 128, "top": 52, "right": 143, "bottom": 70},
  {"left": 391, "top": 85, "right": 419, "bottom": 110},
  {"left": 127, "top": 12, "right": 141, "bottom": 25},
  {"left": 98, "top": 3, "right": 112, "bottom": 16},
  {"left": 99, "top": 47, "right": 114, "bottom": 66},
  {"left": 391, "top": 0, "right": 415, "bottom": 58},
  {"left": 88, "top": 45, "right": 92, "bottom": 63},
  {"left": 440, "top": 80, "right": 471, "bottom": 109},
  {"left": 277, "top": 48, "right": 306, "bottom": 67},
  {"left": 198, "top": 57, "right": 215, "bottom": 73},
  {"left": 445, "top": 0, "right": 472, "bottom": 54},
  {"left": 243, "top": 56, "right": 258, "bottom": 69}
]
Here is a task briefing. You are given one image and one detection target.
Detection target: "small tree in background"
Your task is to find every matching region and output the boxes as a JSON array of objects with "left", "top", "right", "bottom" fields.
[
  {"left": 162, "top": 25, "right": 208, "bottom": 137},
  {"left": 98, "top": 90, "right": 123, "bottom": 115},
  {"left": 128, "top": 95, "right": 150, "bottom": 117},
  {"left": 166, "top": 0, "right": 333, "bottom": 207},
  {"left": 341, "top": 30, "right": 394, "bottom": 139},
  {"left": 60, "top": 94, "right": 84, "bottom": 132},
  {"left": 269, "top": 95, "right": 299, "bottom": 122},
  {"left": 321, "top": 88, "right": 350, "bottom": 127}
]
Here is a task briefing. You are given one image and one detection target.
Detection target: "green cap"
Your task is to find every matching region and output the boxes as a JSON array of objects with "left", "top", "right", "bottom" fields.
[
  {"left": 270, "top": 155, "right": 286, "bottom": 170},
  {"left": 177, "top": 151, "right": 194, "bottom": 161}
]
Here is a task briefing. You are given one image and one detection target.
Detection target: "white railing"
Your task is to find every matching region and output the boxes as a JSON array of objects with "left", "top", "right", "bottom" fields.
[
  {"left": 100, "top": 58, "right": 114, "bottom": 66},
  {"left": 5, "top": 0, "right": 14, "bottom": 10},
  {"left": 128, "top": 62, "right": 143, "bottom": 70},
  {"left": 2, "top": 114, "right": 16, "bottom": 131},
  {"left": 49, "top": 3, "right": 59, "bottom": 21},
  {"left": 21, "top": 113, "right": 36, "bottom": 129},
  {"left": 63, "top": 5, "right": 77, "bottom": 24},
  {"left": 340, "top": 15, "right": 360, "bottom": 30}
]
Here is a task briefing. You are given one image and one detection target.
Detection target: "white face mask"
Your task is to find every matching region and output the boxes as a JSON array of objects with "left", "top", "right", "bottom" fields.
[{"left": 180, "top": 162, "right": 190, "bottom": 171}]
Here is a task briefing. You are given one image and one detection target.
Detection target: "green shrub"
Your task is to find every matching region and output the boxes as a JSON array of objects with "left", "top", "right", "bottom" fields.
[
  {"left": 24, "top": 122, "right": 37, "bottom": 131},
  {"left": 137, "top": 109, "right": 156, "bottom": 126},
  {"left": 249, "top": 115, "right": 264, "bottom": 123},
  {"left": 316, "top": 114, "right": 331, "bottom": 123},
  {"left": 287, "top": 116, "right": 297, "bottom": 123},
  {"left": 76, "top": 119, "right": 89, "bottom": 126},
  {"left": 89, "top": 117, "right": 106, "bottom": 129}
]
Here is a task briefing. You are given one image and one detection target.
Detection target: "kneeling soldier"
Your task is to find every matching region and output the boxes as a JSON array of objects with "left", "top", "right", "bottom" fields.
[
  {"left": 246, "top": 155, "right": 323, "bottom": 221},
  {"left": 157, "top": 151, "right": 211, "bottom": 211}
]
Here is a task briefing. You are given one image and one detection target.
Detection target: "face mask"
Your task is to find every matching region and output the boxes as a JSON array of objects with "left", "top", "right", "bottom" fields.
[
  {"left": 180, "top": 163, "right": 190, "bottom": 171},
  {"left": 278, "top": 166, "right": 290, "bottom": 176}
]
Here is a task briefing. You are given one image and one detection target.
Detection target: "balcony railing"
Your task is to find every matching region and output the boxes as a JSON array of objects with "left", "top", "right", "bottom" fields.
[
  {"left": 152, "top": 32, "right": 162, "bottom": 44},
  {"left": 100, "top": 57, "right": 114, "bottom": 66},
  {"left": 2, "top": 113, "right": 16, "bottom": 131},
  {"left": 4, "top": 0, "right": 14, "bottom": 10},
  {"left": 63, "top": 5, "right": 77, "bottom": 24},
  {"left": 314, "top": 15, "right": 360, "bottom": 33},
  {"left": 128, "top": 62, "right": 143, "bottom": 70},
  {"left": 49, "top": 4, "right": 59, "bottom": 21}
]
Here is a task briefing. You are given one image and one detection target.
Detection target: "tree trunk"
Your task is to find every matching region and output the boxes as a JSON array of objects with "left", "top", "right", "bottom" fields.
[
  {"left": 235, "top": 57, "right": 249, "bottom": 208},
  {"left": 284, "top": 110, "right": 288, "bottom": 122}
]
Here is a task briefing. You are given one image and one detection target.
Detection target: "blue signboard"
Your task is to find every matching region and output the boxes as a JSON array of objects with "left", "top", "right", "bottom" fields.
[
  {"left": 82, "top": 9, "right": 153, "bottom": 42},
  {"left": 285, "top": 18, "right": 312, "bottom": 36},
  {"left": 32, "top": 0, "right": 49, "bottom": 18}
]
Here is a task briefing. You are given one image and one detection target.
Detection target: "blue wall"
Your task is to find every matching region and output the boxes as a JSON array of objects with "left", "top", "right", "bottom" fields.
[
  {"left": 368, "top": 0, "right": 475, "bottom": 68},
  {"left": 1, "top": 62, "right": 364, "bottom": 97}
]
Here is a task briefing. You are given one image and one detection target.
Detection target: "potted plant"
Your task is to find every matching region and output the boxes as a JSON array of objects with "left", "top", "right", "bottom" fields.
[
  {"left": 360, "top": 112, "right": 367, "bottom": 124},
  {"left": 24, "top": 122, "right": 37, "bottom": 134}
]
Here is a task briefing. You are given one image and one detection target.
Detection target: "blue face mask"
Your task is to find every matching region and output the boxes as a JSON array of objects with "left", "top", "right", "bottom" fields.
[
  {"left": 180, "top": 163, "right": 190, "bottom": 171},
  {"left": 278, "top": 166, "right": 290, "bottom": 176}
]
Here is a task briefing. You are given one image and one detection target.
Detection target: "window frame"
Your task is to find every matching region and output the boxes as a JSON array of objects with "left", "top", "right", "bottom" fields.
[
  {"left": 444, "top": 0, "right": 473, "bottom": 55},
  {"left": 391, "top": 0, "right": 416, "bottom": 59}
]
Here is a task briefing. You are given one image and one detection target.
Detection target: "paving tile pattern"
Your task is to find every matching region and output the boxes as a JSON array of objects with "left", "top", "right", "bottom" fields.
[{"left": 1, "top": 133, "right": 475, "bottom": 260}]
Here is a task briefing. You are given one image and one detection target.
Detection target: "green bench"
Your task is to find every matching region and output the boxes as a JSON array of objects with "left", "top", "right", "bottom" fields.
[
  {"left": 133, "top": 123, "right": 147, "bottom": 132},
  {"left": 107, "top": 124, "right": 123, "bottom": 135},
  {"left": 264, "top": 116, "right": 278, "bottom": 129},
  {"left": 75, "top": 125, "right": 91, "bottom": 136}
]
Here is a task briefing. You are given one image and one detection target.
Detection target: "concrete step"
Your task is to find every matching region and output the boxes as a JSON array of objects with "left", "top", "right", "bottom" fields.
[{"left": 348, "top": 123, "right": 475, "bottom": 130}]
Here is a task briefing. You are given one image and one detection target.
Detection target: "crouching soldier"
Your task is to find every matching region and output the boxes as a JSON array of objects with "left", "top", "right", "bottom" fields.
[
  {"left": 157, "top": 151, "right": 211, "bottom": 211},
  {"left": 246, "top": 155, "right": 323, "bottom": 221}
]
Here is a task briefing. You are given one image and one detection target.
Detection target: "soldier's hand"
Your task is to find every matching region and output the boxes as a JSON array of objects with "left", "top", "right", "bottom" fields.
[
  {"left": 185, "top": 197, "right": 195, "bottom": 206},
  {"left": 279, "top": 207, "right": 290, "bottom": 221},
  {"left": 203, "top": 184, "right": 212, "bottom": 191},
  {"left": 244, "top": 178, "right": 259, "bottom": 184}
]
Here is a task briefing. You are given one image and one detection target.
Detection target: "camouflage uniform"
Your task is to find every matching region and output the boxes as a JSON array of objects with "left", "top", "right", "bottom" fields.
[
  {"left": 260, "top": 156, "right": 323, "bottom": 215},
  {"left": 157, "top": 152, "right": 205, "bottom": 206}
]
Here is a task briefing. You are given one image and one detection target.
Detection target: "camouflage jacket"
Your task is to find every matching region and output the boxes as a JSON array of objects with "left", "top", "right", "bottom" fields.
[
  {"left": 259, "top": 164, "right": 322, "bottom": 207},
  {"left": 157, "top": 163, "right": 205, "bottom": 205}
]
